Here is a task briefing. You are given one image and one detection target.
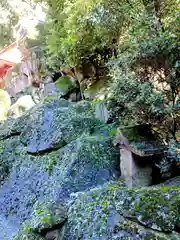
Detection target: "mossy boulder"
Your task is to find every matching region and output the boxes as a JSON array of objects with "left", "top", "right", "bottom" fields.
[
  {"left": 49, "top": 135, "right": 120, "bottom": 202},
  {"left": 30, "top": 201, "right": 67, "bottom": 234},
  {"left": 0, "top": 99, "right": 98, "bottom": 153},
  {"left": 0, "top": 102, "right": 44, "bottom": 140},
  {"left": 20, "top": 100, "right": 98, "bottom": 153},
  {"left": 0, "top": 131, "right": 119, "bottom": 225},
  {"left": 115, "top": 187, "right": 180, "bottom": 232},
  {"left": 60, "top": 182, "right": 180, "bottom": 239}
]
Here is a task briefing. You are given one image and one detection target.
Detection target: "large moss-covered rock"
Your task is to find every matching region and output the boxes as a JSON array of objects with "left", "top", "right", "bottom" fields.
[
  {"left": 0, "top": 99, "right": 98, "bottom": 153},
  {"left": 0, "top": 102, "right": 44, "bottom": 140},
  {"left": 50, "top": 135, "right": 120, "bottom": 202},
  {"left": 20, "top": 100, "right": 98, "bottom": 153},
  {"left": 30, "top": 201, "right": 67, "bottom": 234},
  {"left": 60, "top": 182, "right": 180, "bottom": 239},
  {"left": 0, "top": 134, "right": 119, "bottom": 224},
  {"left": 0, "top": 99, "right": 120, "bottom": 225}
]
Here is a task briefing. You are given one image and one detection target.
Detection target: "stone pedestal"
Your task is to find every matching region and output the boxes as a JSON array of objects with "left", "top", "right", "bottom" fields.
[{"left": 120, "top": 149, "right": 152, "bottom": 187}]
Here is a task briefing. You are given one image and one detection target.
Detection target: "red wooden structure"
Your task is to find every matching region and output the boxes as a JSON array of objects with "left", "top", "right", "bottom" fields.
[{"left": 0, "top": 42, "right": 22, "bottom": 88}]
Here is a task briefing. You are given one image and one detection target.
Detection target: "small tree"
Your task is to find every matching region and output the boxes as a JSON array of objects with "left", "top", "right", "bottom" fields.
[{"left": 107, "top": 0, "right": 180, "bottom": 140}]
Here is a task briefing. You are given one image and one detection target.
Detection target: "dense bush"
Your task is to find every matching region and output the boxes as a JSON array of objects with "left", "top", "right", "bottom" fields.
[{"left": 106, "top": 0, "right": 180, "bottom": 139}]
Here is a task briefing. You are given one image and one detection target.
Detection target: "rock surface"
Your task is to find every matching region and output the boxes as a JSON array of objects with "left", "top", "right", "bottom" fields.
[
  {"left": 29, "top": 201, "right": 67, "bottom": 234},
  {"left": 0, "top": 99, "right": 120, "bottom": 233},
  {"left": 43, "top": 75, "right": 78, "bottom": 101},
  {"left": 20, "top": 100, "right": 98, "bottom": 153},
  {"left": 0, "top": 97, "right": 179, "bottom": 240},
  {"left": 0, "top": 215, "right": 19, "bottom": 240},
  {"left": 61, "top": 182, "right": 180, "bottom": 239},
  {"left": 8, "top": 95, "right": 35, "bottom": 119}
]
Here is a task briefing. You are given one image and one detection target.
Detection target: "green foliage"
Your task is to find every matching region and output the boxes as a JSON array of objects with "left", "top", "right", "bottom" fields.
[
  {"left": 35, "top": 0, "right": 130, "bottom": 68},
  {"left": 4, "top": 0, "right": 177, "bottom": 140},
  {"left": 0, "top": 1, "right": 18, "bottom": 48},
  {"left": 106, "top": 0, "right": 180, "bottom": 139}
]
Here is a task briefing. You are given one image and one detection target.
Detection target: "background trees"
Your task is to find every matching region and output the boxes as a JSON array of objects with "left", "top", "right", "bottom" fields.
[{"left": 0, "top": 0, "right": 179, "bottom": 140}]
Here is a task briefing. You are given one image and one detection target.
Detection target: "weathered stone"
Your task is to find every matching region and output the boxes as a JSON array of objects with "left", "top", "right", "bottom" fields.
[
  {"left": 60, "top": 182, "right": 180, "bottom": 239},
  {"left": 43, "top": 83, "right": 58, "bottom": 97},
  {"left": 120, "top": 149, "right": 153, "bottom": 187},
  {"left": 12, "top": 232, "right": 45, "bottom": 240},
  {"left": 8, "top": 95, "right": 35, "bottom": 119},
  {"left": 0, "top": 100, "right": 47, "bottom": 141},
  {"left": 20, "top": 100, "right": 98, "bottom": 153},
  {"left": 0, "top": 135, "right": 119, "bottom": 224},
  {"left": 0, "top": 136, "right": 27, "bottom": 184},
  {"left": 114, "top": 125, "right": 166, "bottom": 156},
  {"left": 160, "top": 176, "right": 180, "bottom": 186},
  {"left": 95, "top": 101, "right": 109, "bottom": 123},
  {"left": 30, "top": 201, "right": 67, "bottom": 234},
  {"left": 53, "top": 135, "right": 120, "bottom": 202},
  {"left": 113, "top": 125, "right": 166, "bottom": 187}
]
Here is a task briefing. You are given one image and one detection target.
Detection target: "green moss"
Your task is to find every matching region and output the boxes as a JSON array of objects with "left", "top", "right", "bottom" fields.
[
  {"left": 92, "top": 122, "right": 120, "bottom": 137},
  {"left": 55, "top": 76, "right": 73, "bottom": 90},
  {"left": 119, "top": 125, "right": 155, "bottom": 143},
  {"left": 11, "top": 220, "right": 46, "bottom": 240},
  {"left": 43, "top": 153, "right": 57, "bottom": 175},
  {"left": 105, "top": 182, "right": 124, "bottom": 191},
  {"left": 24, "top": 222, "right": 31, "bottom": 235},
  {"left": 0, "top": 140, "right": 4, "bottom": 153},
  {"left": 43, "top": 95, "right": 55, "bottom": 103},
  {"left": 118, "top": 186, "right": 180, "bottom": 232},
  {"left": 64, "top": 183, "right": 180, "bottom": 239},
  {"left": 29, "top": 200, "right": 67, "bottom": 234}
]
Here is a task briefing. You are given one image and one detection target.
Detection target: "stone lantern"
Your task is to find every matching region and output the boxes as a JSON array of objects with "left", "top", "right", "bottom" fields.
[{"left": 113, "top": 124, "right": 166, "bottom": 187}]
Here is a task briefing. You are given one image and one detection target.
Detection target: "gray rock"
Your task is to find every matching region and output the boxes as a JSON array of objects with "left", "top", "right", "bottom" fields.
[
  {"left": 20, "top": 100, "right": 98, "bottom": 153},
  {"left": 0, "top": 135, "right": 119, "bottom": 224},
  {"left": 8, "top": 95, "right": 35, "bottom": 119},
  {"left": 60, "top": 182, "right": 180, "bottom": 239},
  {"left": 30, "top": 201, "right": 67, "bottom": 233},
  {"left": 43, "top": 76, "right": 78, "bottom": 99},
  {"left": 0, "top": 215, "right": 19, "bottom": 240},
  {"left": 43, "top": 83, "right": 58, "bottom": 97}
]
